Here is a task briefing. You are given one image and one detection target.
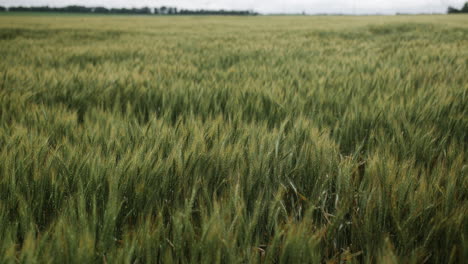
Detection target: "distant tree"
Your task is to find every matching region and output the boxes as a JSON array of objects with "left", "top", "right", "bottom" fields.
[
  {"left": 448, "top": 7, "right": 460, "bottom": 13},
  {"left": 4, "top": 5, "right": 256, "bottom": 16},
  {"left": 94, "top": 7, "right": 109, "bottom": 13},
  {"left": 105, "top": 7, "right": 151, "bottom": 15},
  {"left": 462, "top": 2, "right": 468, "bottom": 12},
  {"left": 140, "top": 7, "right": 151, "bottom": 14},
  {"left": 110, "top": 8, "right": 132, "bottom": 14},
  {"left": 9, "top": 6, "right": 32, "bottom": 12},
  {"left": 63, "top": 6, "right": 92, "bottom": 13},
  {"left": 448, "top": 2, "right": 468, "bottom": 13},
  {"left": 30, "top": 6, "right": 52, "bottom": 12},
  {"left": 175, "top": 8, "right": 255, "bottom": 15},
  {"left": 0, "top": 6, "right": 6, "bottom": 12}
]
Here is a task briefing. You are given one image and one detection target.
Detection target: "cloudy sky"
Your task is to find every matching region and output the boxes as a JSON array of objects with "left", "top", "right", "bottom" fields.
[{"left": 0, "top": 0, "right": 466, "bottom": 14}]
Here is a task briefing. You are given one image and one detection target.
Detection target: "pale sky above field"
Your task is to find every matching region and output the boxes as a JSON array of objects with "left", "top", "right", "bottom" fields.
[{"left": 0, "top": 0, "right": 466, "bottom": 14}]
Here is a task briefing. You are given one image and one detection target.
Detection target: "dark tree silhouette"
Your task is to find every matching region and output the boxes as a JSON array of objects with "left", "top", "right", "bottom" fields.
[
  {"left": 448, "top": 7, "right": 459, "bottom": 13},
  {"left": 462, "top": 3, "right": 468, "bottom": 12},
  {"left": 9, "top": 6, "right": 32, "bottom": 12},
  {"left": 5, "top": 5, "right": 257, "bottom": 16},
  {"left": 448, "top": 2, "right": 468, "bottom": 13},
  {"left": 94, "top": 7, "right": 109, "bottom": 14},
  {"left": 63, "top": 6, "right": 92, "bottom": 13}
]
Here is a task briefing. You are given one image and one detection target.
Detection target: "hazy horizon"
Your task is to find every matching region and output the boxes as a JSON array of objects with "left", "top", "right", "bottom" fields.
[{"left": 1, "top": 0, "right": 467, "bottom": 14}]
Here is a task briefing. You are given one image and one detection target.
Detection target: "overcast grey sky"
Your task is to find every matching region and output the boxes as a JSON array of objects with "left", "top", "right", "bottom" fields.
[{"left": 0, "top": 0, "right": 466, "bottom": 14}]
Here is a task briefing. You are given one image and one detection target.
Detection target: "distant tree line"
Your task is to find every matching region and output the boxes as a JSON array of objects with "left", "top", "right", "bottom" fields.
[
  {"left": 176, "top": 9, "right": 255, "bottom": 15},
  {"left": 0, "top": 5, "right": 257, "bottom": 15},
  {"left": 2, "top": 6, "right": 152, "bottom": 14},
  {"left": 448, "top": 2, "right": 468, "bottom": 13}
]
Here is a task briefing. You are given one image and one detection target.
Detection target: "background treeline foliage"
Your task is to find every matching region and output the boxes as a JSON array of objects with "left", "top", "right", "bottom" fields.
[
  {"left": 448, "top": 2, "right": 468, "bottom": 13},
  {"left": 0, "top": 5, "right": 257, "bottom": 15}
]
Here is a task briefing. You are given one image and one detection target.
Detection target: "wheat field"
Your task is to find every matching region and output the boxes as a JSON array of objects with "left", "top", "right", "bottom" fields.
[{"left": 0, "top": 14, "right": 467, "bottom": 263}]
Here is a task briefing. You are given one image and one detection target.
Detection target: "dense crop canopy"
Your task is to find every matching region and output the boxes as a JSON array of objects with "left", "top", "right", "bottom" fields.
[{"left": 0, "top": 14, "right": 467, "bottom": 263}]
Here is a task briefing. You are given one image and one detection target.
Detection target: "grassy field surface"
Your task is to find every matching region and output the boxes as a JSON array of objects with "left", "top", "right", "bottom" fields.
[{"left": 0, "top": 15, "right": 467, "bottom": 263}]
